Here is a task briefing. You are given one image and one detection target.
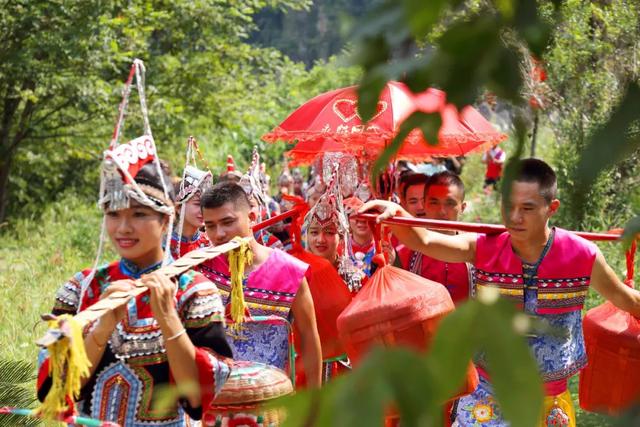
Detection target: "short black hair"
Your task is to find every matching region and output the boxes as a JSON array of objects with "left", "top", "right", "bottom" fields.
[
  {"left": 135, "top": 161, "right": 176, "bottom": 203},
  {"left": 399, "top": 173, "right": 429, "bottom": 199},
  {"left": 201, "top": 181, "right": 250, "bottom": 211},
  {"left": 426, "top": 171, "right": 465, "bottom": 199},
  {"left": 512, "top": 158, "right": 557, "bottom": 203}
]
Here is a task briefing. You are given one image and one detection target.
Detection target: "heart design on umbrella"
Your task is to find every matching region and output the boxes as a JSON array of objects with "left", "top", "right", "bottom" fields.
[{"left": 333, "top": 99, "right": 388, "bottom": 123}]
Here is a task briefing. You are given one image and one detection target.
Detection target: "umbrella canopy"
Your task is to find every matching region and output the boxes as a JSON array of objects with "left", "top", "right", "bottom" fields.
[
  {"left": 265, "top": 82, "right": 506, "bottom": 165},
  {"left": 264, "top": 81, "right": 418, "bottom": 149}
]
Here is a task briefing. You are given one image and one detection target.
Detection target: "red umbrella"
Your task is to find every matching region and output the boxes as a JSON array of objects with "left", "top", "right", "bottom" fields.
[
  {"left": 264, "top": 81, "right": 417, "bottom": 150},
  {"left": 264, "top": 82, "right": 506, "bottom": 164}
]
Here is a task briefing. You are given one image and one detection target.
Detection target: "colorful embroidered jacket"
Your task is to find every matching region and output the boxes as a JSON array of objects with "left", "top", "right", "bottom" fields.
[
  {"left": 474, "top": 227, "right": 597, "bottom": 383},
  {"left": 170, "top": 230, "right": 211, "bottom": 259},
  {"left": 398, "top": 246, "right": 472, "bottom": 305},
  {"left": 37, "top": 259, "right": 232, "bottom": 427},
  {"left": 254, "top": 229, "right": 285, "bottom": 251},
  {"left": 199, "top": 250, "right": 308, "bottom": 370},
  {"left": 349, "top": 239, "right": 376, "bottom": 278}
]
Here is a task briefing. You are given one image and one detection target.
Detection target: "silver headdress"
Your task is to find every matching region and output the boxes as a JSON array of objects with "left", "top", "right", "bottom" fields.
[
  {"left": 303, "top": 164, "right": 363, "bottom": 291},
  {"left": 174, "top": 136, "right": 213, "bottom": 255},
  {"left": 239, "top": 147, "right": 270, "bottom": 219},
  {"left": 83, "top": 59, "right": 175, "bottom": 302}
]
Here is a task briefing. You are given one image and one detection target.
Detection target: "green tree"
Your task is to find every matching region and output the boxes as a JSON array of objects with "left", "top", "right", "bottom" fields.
[
  {"left": 0, "top": 0, "right": 322, "bottom": 222},
  {"left": 541, "top": 0, "right": 640, "bottom": 231}
]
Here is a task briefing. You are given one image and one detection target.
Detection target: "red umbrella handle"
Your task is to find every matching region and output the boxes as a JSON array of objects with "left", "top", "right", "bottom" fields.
[{"left": 626, "top": 240, "right": 636, "bottom": 288}]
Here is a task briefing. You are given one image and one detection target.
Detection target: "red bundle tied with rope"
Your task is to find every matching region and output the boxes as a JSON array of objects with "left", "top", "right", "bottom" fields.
[
  {"left": 336, "top": 257, "right": 478, "bottom": 400},
  {"left": 579, "top": 238, "right": 639, "bottom": 414}
]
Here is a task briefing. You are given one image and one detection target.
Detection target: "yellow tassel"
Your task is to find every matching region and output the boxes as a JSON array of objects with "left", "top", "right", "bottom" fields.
[
  {"left": 38, "top": 314, "right": 92, "bottom": 421},
  {"left": 228, "top": 237, "right": 253, "bottom": 330}
]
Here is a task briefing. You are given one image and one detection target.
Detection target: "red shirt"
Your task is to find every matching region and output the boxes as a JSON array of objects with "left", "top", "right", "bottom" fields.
[{"left": 397, "top": 246, "right": 471, "bottom": 305}]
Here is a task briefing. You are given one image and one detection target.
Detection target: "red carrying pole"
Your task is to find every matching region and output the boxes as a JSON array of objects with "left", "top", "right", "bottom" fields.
[
  {"left": 354, "top": 213, "right": 622, "bottom": 242},
  {"left": 255, "top": 208, "right": 622, "bottom": 242},
  {"left": 252, "top": 206, "right": 304, "bottom": 233}
]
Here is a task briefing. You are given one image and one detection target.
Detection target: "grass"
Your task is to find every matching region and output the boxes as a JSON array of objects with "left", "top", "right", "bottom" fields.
[{"left": 0, "top": 193, "right": 109, "bottom": 364}]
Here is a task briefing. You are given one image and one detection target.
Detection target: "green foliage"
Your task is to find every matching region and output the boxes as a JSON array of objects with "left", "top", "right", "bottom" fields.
[
  {"left": 0, "top": 0, "right": 360, "bottom": 222},
  {"left": 249, "top": 0, "right": 381, "bottom": 66},
  {"left": 274, "top": 297, "right": 543, "bottom": 427},
  {"left": 540, "top": 0, "right": 640, "bottom": 231},
  {"left": 0, "top": 193, "right": 105, "bottom": 363},
  {"left": 0, "top": 359, "right": 38, "bottom": 426}
]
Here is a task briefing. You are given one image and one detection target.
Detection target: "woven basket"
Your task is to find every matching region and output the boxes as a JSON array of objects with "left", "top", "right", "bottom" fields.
[{"left": 203, "top": 360, "right": 294, "bottom": 426}]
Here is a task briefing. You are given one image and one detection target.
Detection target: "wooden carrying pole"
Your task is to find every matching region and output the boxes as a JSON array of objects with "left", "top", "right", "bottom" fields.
[{"left": 43, "top": 238, "right": 250, "bottom": 336}]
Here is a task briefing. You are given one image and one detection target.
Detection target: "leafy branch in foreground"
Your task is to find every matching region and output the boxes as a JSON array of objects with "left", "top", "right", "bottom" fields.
[{"left": 273, "top": 295, "right": 544, "bottom": 427}]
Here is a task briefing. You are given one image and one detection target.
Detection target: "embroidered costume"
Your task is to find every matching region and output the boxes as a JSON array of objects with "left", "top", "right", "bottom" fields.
[
  {"left": 349, "top": 239, "right": 376, "bottom": 279},
  {"left": 241, "top": 148, "right": 285, "bottom": 251},
  {"left": 200, "top": 250, "right": 308, "bottom": 371},
  {"left": 454, "top": 228, "right": 596, "bottom": 426},
  {"left": 37, "top": 260, "right": 232, "bottom": 426},
  {"left": 171, "top": 229, "right": 211, "bottom": 259},
  {"left": 37, "top": 61, "right": 231, "bottom": 426},
  {"left": 304, "top": 168, "right": 363, "bottom": 292}
]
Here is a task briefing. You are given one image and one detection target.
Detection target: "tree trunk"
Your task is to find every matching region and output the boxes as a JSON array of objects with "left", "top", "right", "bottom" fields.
[
  {"left": 0, "top": 151, "right": 15, "bottom": 223},
  {"left": 530, "top": 110, "right": 539, "bottom": 157}
]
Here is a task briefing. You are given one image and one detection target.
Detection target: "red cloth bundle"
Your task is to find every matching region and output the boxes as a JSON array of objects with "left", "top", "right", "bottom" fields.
[
  {"left": 337, "top": 264, "right": 477, "bottom": 398},
  {"left": 580, "top": 300, "right": 640, "bottom": 414}
]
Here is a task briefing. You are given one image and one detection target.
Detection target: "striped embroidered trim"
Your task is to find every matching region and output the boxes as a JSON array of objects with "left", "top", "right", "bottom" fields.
[
  {"left": 538, "top": 290, "right": 588, "bottom": 300},
  {"left": 542, "top": 356, "right": 588, "bottom": 382}
]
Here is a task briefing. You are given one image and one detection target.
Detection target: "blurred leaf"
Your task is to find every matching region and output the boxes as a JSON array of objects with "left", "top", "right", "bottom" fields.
[
  {"left": 623, "top": 215, "right": 640, "bottom": 246},
  {"left": 422, "top": 14, "right": 504, "bottom": 107},
  {"left": 381, "top": 348, "right": 438, "bottom": 426},
  {"left": 487, "top": 46, "right": 524, "bottom": 105},
  {"left": 500, "top": 112, "right": 528, "bottom": 214},
  {"left": 152, "top": 380, "right": 199, "bottom": 413},
  {"left": 512, "top": 0, "right": 551, "bottom": 56},
  {"left": 479, "top": 301, "right": 544, "bottom": 427},
  {"left": 275, "top": 385, "right": 336, "bottom": 427},
  {"left": 401, "top": 0, "right": 449, "bottom": 39},
  {"left": 420, "top": 113, "right": 443, "bottom": 147},
  {"left": 333, "top": 348, "right": 392, "bottom": 426},
  {"left": 427, "top": 301, "right": 481, "bottom": 401},
  {"left": 350, "top": 0, "right": 405, "bottom": 41},
  {"left": 371, "top": 111, "right": 438, "bottom": 177},
  {"left": 576, "top": 83, "right": 640, "bottom": 195},
  {"left": 357, "top": 67, "right": 388, "bottom": 122}
]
